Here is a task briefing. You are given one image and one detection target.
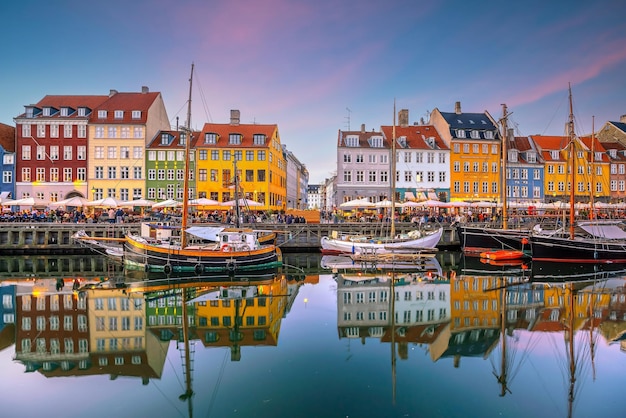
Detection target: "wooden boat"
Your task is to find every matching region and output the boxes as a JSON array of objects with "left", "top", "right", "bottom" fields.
[
  {"left": 530, "top": 86, "right": 626, "bottom": 264},
  {"left": 123, "top": 64, "right": 282, "bottom": 274},
  {"left": 320, "top": 227, "right": 443, "bottom": 255}
]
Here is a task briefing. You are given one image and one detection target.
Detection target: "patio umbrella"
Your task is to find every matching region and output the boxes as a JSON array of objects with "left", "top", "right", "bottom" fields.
[
  {"left": 188, "top": 198, "right": 220, "bottom": 206},
  {"left": 86, "top": 197, "right": 123, "bottom": 208},
  {"left": 50, "top": 196, "right": 90, "bottom": 208},
  {"left": 152, "top": 199, "right": 182, "bottom": 208},
  {"left": 339, "top": 198, "right": 374, "bottom": 209},
  {"left": 374, "top": 199, "right": 404, "bottom": 208},
  {"left": 119, "top": 198, "right": 157, "bottom": 207},
  {"left": 3, "top": 197, "right": 50, "bottom": 207},
  {"left": 221, "top": 198, "right": 263, "bottom": 207}
]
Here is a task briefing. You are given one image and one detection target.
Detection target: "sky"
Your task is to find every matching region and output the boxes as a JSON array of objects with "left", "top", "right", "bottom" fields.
[{"left": 1, "top": 0, "right": 625, "bottom": 184}]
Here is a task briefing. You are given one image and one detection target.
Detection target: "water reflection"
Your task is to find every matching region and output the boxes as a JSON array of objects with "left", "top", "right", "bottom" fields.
[
  {"left": 3, "top": 268, "right": 303, "bottom": 417},
  {"left": 1, "top": 254, "right": 626, "bottom": 417}
]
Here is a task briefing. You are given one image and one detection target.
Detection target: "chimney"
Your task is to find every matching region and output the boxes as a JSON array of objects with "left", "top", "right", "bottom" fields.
[
  {"left": 109, "top": 89, "right": 118, "bottom": 96},
  {"left": 360, "top": 123, "right": 365, "bottom": 133},
  {"left": 141, "top": 86, "right": 149, "bottom": 93},
  {"left": 230, "top": 109, "right": 240, "bottom": 126},
  {"left": 620, "top": 114, "right": 626, "bottom": 123},
  {"left": 455, "top": 101, "right": 461, "bottom": 114},
  {"left": 398, "top": 109, "right": 409, "bottom": 127}
]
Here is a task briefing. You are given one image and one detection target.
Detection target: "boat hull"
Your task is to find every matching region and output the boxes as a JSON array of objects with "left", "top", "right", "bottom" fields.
[
  {"left": 320, "top": 227, "right": 443, "bottom": 255},
  {"left": 124, "top": 235, "right": 282, "bottom": 273},
  {"left": 457, "top": 225, "right": 530, "bottom": 255},
  {"left": 530, "top": 235, "right": 626, "bottom": 263}
]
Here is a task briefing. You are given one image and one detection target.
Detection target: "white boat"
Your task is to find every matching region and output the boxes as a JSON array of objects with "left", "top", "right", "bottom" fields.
[{"left": 320, "top": 227, "right": 443, "bottom": 255}]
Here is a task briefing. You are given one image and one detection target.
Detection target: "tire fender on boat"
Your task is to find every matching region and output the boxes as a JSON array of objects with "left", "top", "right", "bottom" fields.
[
  {"left": 226, "top": 260, "right": 236, "bottom": 272},
  {"left": 194, "top": 264, "right": 203, "bottom": 275},
  {"left": 163, "top": 264, "right": 172, "bottom": 275}
]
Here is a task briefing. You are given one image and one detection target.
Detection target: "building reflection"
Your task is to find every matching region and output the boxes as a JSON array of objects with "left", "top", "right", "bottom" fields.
[{"left": 7, "top": 270, "right": 303, "bottom": 385}]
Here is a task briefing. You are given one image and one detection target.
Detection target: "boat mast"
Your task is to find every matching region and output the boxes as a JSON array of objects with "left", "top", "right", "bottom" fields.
[
  {"left": 501, "top": 104, "right": 509, "bottom": 230},
  {"left": 391, "top": 101, "right": 397, "bottom": 238},
  {"left": 567, "top": 84, "right": 576, "bottom": 239},
  {"left": 590, "top": 116, "right": 595, "bottom": 220},
  {"left": 180, "top": 63, "right": 194, "bottom": 249},
  {"left": 234, "top": 158, "right": 241, "bottom": 228}
]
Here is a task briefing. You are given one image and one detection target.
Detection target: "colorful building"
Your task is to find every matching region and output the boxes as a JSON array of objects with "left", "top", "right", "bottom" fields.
[
  {"left": 194, "top": 110, "right": 286, "bottom": 211},
  {"left": 88, "top": 88, "right": 170, "bottom": 201}
]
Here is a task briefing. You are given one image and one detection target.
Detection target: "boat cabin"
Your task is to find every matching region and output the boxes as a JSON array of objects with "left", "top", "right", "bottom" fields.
[{"left": 219, "top": 230, "right": 260, "bottom": 252}]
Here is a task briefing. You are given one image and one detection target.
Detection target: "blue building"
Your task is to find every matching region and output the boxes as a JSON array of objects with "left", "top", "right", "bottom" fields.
[
  {"left": 506, "top": 133, "right": 544, "bottom": 205},
  {"left": 0, "top": 123, "right": 16, "bottom": 202}
]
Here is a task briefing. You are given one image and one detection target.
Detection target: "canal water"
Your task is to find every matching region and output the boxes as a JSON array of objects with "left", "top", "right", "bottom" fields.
[{"left": 1, "top": 253, "right": 625, "bottom": 418}]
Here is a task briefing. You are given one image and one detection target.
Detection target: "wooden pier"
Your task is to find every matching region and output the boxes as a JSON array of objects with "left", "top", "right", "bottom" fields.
[{"left": 0, "top": 222, "right": 460, "bottom": 254}]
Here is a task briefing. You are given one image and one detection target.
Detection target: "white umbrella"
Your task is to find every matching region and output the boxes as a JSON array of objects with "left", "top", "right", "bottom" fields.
[
  {"left": 374, "top": 199, "right": 404, "bottom": 208},
  {"left": 50, "top": 196, "right": 90, "bottom": 208},
  {"left": 86, "top": 197, "right": 122, "bottom": 208},
  {"left": 3, "top": 197, "right": 50, "bottom": 207},
  {"left": 221, "top": 198, "right": 263, "bottom": 207},
  {"left": 152, "top": 199, "right": 182, "bottom": 208},
  {"left": 119, "top": 198, "right": 157, "bottom": 207},
  {"left": 339, "top": 198, "right": 374, "bottom": 209},
  {"left": 188, "top": 198, "right": 220, "bottom": 206},
  {"left": 471, "top": 201, "right": 497, "bottom": 208}
]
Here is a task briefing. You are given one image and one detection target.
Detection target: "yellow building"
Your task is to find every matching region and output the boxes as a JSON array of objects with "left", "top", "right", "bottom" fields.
[
  {"left": 450, "top": 275, "right": 501, "bottom": 330},
  {"left": 88, "top": 88, "right": 170, "bottom": 201},
  {"left": 430, "top": 102, "right": 502, "bottom": 202},
  {"left": 194, "top": 110, "right": 286, "bottom": 211},
  {"left": 532, "top": 134, "right": 610, "bottom": 203}
]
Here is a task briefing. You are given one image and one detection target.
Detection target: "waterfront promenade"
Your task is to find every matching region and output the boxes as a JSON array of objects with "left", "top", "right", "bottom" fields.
[{"left": 0, "top": 221, "right": 459, "bottom": 254}]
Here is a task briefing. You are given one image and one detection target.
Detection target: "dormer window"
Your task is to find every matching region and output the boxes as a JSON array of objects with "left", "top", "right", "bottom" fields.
[
  {"left": 114, "top": 110, "right": 124, "bottom": 119},
  {"left": 25, "top": 107, "right": 35, "bottom": 118},
  {"left": 253, "top": 134, "right": 265, "bottom": 145},
  {"left": 205, "top": 133, "right": 217, "bottom": 144},
  {"left": 397, "top": 136, "right": 407, "bottom": 148},
  {"left": 456, "top": 129, "right": 466, "bottom": 138},
  {"left": 594, "top": 151, "right": 603, "bottom": 161},
  {"left": 527, "top": 151, "right": 536, "bottom": 163},
  {"left": 180, "top": 132, "right": 186, "bottom": 146},
  {"left": 484, "top": 131, "right": 494, "bottom": 139},
  {"left": 78, "top": 108, "right": 87, "bottom": 117},
  {"left": 551, "top": 150, "right": 559, "bottom": 160},
  {"left": 98, "top": 110, "right": 107, "bottom": 119},
  {"left": 470, "top": 130, "right": 480, "bottom": 139},
  {"left": 131, "top": 110, "right": 141, "bottom": 119},
  {"left": 60, "top": 108, "right": 69, "bottom": 117},
  {"left": 610, "top": 149, "right": 617, "bottom": 158},
  {"left": 229, "top": 133, "right": 242, "bottom": 145},
  {"left": 160, "top": 133, "right": 171, "bottom": 145},
  {"left": 508, "top": 149, "right": 518, "bottom": 163},
  {"left": 43, "top": 107, "right": 51, "bottom": 116},
  {"left": 368, "top": 136, "right": 383, "bottom": 148},
  {"left": 345, "top": 135, "right": 359, "bottom": 147}
]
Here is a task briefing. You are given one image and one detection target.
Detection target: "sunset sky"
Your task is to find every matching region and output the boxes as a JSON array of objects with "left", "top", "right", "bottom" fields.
[{"left": 1, "top": 0, "right": 625, "bottom": 183}]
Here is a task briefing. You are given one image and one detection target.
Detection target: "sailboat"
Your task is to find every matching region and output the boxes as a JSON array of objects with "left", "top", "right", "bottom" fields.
[
  {"left": 123, "top": 64, "right": 282, "bottom": 274},
  {"left": 320, "top": 103, "right": 444, "bottom": 255},
  {"left": 530, "top": 85, "right": 626, "bottom": 263},
  {"left": 457, "top": 104, "right": 532, "bottom": 258}
]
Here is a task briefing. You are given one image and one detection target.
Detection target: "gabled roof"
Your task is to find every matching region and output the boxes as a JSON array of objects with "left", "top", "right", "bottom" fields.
[
  {"left": 147, "top": 129, "right": 200, "bottom": 149},
  {"left": 598, "top": 141, "right": 626, "bottom": 162},
  {"left": 610, "top": 120, "right": 626, "bottom": 133},
  {"left": 380, "top": 124, "right": 448, "bottom": 150},
  {"left": 16, "top": 95, "right": 109, "bottom": 119},
  {"left": 579, "top": 135, "right": 610, "bottom": 162},
  {"left": 195, "top": 122, "right": 278, "bottom": 148},
  {"left": 91, "top": 91, "right": 162, "bottom": 124},
  {"left": 509, "top": 136, "right": 542, "bottom": 164},
  {"left": 530, "top": 135, "right": 569, "bottom": 162},
  {"left": 0, "top": 123, "right": 15, "bottom": 152}
]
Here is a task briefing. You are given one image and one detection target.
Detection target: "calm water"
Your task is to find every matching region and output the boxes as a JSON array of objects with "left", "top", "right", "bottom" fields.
[{"left": 1, "top": 253, "right": 625, "bottom": 418}]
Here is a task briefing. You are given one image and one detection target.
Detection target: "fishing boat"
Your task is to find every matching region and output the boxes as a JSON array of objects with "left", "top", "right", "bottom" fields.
[
  {"left": 321, "top": 102, "right": 443, "bottom": 255},
  {"left": 530, "top": 85, "right": 626, "bottom": 264},
  {"left": 123, "top": 64, "right": 282, "bottom": 274}
]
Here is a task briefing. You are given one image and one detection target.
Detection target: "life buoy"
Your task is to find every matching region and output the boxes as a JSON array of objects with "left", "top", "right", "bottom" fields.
[
  {"left": 194, "top": 264, "right": 203, "bottom": 275},
  {"left": 241, "top": 244, "right": 250, "bottom": 252},
  {"left": 221, "top": 244, "right": 231, "bottom": 252},
  {"left": 226, "top": 261, "right": 236, "bottom": 272},
  {"left": 163, "top": 264, "right": 172, "bottom": 275}
]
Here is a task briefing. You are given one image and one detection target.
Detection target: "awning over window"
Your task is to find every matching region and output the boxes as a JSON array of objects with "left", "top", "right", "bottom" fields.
[{"left": 404, "top": 191, "right": 415, "bottom": 200}]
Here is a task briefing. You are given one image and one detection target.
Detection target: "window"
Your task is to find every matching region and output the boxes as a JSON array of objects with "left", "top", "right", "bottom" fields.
[
  {"left": 253, "top": 134, "right": 265, "bottom": 145},
  {"left": 22, "top": 145, "right": 31, "bottom": 160},
  {"left": 229, "top": 134, "right": 242, "bottom": 144}
]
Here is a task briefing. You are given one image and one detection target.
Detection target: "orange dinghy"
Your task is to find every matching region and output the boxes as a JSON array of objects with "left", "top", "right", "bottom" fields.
[{"left": 479, "top": 249, "right": 527, "bottom": 261}]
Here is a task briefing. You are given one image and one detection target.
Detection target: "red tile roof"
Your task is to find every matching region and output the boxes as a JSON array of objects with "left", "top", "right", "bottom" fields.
[
  {"left": 0, "top": 123, "right": 15, "bottom": 152},
  {"left": 195, "top": 122, "right": 278, "bottom": 147},
  {"left": 15, "top": 95, "right": 109, "bottom": 119},
  {"left": 380, "top": 124, "right": 448, "bottom": 150},
  {"left": 91, "top": 91, "right": 162, "bottom": 124}
]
